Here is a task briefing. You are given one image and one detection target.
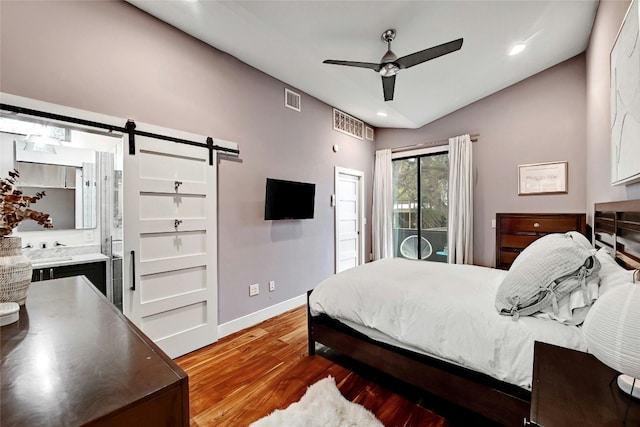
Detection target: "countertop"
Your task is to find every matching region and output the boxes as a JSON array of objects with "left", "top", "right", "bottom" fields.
[{"left": 30, "top": 253, "right": 109, "bottom": 268}]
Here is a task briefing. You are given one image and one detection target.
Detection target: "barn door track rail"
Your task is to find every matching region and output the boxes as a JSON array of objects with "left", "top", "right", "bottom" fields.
[{"left": 1, "top": 103, "right": 239, "bottom": 165}]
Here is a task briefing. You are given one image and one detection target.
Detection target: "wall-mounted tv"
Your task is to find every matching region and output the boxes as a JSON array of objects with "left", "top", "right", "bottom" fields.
[{"left": 264, "top": 178, "right": 315, "bottom": 220}]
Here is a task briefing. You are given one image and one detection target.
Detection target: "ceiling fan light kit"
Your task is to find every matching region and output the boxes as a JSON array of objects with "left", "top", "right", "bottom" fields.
[{"left": 323, "top": 29, "right": 463, "bottom": 102}]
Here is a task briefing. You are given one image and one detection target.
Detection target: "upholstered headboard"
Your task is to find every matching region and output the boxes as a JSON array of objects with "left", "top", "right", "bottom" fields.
[{"left": 594, "top": 200, "right": 640, "bottom": 276}]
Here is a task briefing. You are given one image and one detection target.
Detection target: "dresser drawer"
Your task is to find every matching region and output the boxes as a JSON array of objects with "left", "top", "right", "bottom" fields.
[
  {"left": 500, "top": 234, "right": 540, "bottom": 249},
  {"left": 499, "top": 250, "right": 521, "bottom": 267},
  {"left": 500, "top": 217, "right": 581, "bottom": 233},
  {"left": 495, "top": 213, "right": 586, "bottom": 270}
]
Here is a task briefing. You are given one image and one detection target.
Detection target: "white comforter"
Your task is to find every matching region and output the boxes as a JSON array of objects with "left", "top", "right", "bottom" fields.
[{"left": 309, "top": 258, "right": 587, "bottom": 390}]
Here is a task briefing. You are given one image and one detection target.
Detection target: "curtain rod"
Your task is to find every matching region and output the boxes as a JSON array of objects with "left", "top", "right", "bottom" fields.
[{"left": 391, "top": 133, "right": 479, "bottom": 154}]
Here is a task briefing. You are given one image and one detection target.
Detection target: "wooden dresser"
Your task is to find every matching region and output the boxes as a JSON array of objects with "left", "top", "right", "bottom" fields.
[
  {"left": 495, "top": 213, "right": 587, "bottom": 270},
  {"left": 1, "top": 276, "right": 189, "bottom": 427}
]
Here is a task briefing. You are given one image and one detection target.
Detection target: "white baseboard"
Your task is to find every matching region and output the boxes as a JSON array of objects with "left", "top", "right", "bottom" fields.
[{"left": 218, "top": 294, "right": 307, "bottom": 338}]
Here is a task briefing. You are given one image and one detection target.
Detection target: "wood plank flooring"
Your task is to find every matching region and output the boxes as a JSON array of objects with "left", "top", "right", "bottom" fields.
[{"left": 176, "top": 305, "right": 449, "bottom": 427}]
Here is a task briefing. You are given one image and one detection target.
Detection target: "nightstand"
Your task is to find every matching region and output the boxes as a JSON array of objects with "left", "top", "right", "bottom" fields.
[{"left": 530, "top": 341, "right": 640, "bottom": 426}]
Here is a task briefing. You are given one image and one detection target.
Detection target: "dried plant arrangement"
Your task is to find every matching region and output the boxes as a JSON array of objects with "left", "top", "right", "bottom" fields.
[{"left": 0, "top": 169, "right": 53, "bottom": 237}]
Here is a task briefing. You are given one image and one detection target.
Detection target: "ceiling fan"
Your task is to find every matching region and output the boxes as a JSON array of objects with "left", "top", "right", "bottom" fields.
[{"left": 323, "top": 29, "right": 463, "bottom": 101}]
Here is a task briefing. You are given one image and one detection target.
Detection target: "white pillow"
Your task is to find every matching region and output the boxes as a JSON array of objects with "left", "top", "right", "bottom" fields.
[
  {"left": 496, "top": 233, "right": 599, "bottom": 319},
  {"left": 596, "top": 248, "right": 636, "bottom": 295},
  {"left": 532, "top": 231, "right": 598, "bottom": 325},
  {"left": 533, "top": 275, "right": 599, "bottom": 325}
]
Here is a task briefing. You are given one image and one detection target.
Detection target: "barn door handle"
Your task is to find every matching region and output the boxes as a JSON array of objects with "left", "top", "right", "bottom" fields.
[
  {"left": 174, "top": 180, "right": 183, "bottom": 192},
  {"left": 130, "top": 250, "right": 136, "bottom": 291}
]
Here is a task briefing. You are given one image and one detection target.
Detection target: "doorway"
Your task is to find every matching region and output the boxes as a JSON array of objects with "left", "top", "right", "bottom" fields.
[
  {"left": 335, "top": 167, "right": 365, "bottom": 273},
  {"left": 392, "top": 148, "right": 449, "bottom": 262}
]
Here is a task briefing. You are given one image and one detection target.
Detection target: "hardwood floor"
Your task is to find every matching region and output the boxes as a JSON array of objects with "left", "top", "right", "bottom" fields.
[{"left": 176, "top": 305, "right": 449, "bottom": 427}]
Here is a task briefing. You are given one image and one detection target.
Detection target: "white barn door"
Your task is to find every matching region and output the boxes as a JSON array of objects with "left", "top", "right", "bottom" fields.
[
  {"left": 335, "top": 167, "right": 365, "bottom": 273},
  {"left": 124, "top": 125, "right": 218, "bottom": 359}
]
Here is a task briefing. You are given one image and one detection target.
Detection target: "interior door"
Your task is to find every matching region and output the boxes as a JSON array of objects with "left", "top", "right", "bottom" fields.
[
  {"left": 335, "top": 167, "right": 365, "bottom": 273},
  {"left": 124, "top": 126, "right": 217, "bottom": 359}
]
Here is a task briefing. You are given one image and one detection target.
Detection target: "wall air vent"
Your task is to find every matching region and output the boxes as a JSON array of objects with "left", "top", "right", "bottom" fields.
[
  {"left": 365, "top": 126, "right": 374, "bottom": 141},
  {"left": 333, "top": 109, "right": 364, "bottom": 140},
  {"left": 285, "top": 88, "right": 301, "bottom": 112}
]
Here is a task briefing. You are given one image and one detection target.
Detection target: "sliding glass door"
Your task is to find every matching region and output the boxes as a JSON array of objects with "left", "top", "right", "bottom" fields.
[{"left": 392, "top": 150, "right": 448, "bottom": 262}]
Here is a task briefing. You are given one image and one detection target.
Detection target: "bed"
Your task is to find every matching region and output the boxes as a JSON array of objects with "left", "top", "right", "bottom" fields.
[{"left": 307, "top": 201, "right": 640, "bottom": 426}]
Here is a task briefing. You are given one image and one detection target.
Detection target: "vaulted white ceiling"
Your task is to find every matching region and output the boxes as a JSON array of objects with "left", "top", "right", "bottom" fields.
[{"left": 126, "top": 1, "right": 599, "bottom": 129}]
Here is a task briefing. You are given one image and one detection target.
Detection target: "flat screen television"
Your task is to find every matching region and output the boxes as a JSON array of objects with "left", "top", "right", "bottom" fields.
[{"left": 264, "top": 178, "right": 315, "bottom": 220}]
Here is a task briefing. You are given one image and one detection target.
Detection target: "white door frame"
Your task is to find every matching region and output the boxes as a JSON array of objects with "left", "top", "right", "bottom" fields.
[{"left": 334, "top": 166, "right": 365, "bottom": 273}]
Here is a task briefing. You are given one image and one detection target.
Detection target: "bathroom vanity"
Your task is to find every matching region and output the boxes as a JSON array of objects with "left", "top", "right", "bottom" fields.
[{"left": 30, "top": 253, "right": 108, "bottom": 296}]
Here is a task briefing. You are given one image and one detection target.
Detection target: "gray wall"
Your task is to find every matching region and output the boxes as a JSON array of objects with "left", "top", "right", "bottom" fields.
[
  {"left": 0, "top": 1, "right": 375, "bottom": 323},
  {"left": 376, "top": 54, "right": 588, "bottom": 267},
  {"left": 586, "top": 0, "right": 640, "bottom": 219},
  {"left": 376, "top": 0, "right": 640, "bottom": 267}
]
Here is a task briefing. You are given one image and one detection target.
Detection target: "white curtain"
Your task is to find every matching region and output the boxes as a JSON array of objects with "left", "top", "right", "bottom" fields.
[
  {"left": 447, "top": 134, "right": 473, "bottom": 264},
  {"left": 372, "top": 149, "right": 393, "bottom": 260}
]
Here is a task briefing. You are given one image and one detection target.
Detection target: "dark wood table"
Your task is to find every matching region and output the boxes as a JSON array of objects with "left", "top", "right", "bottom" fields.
[
  {"left": 1, "top": 276, "right": 189, "bottom": 426},
  {"left": 531, "top": 341, "right": 639, "bottom": 427}
]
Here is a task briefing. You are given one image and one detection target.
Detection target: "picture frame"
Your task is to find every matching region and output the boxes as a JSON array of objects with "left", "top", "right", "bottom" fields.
[
  {"left": 518, "top": 161, "right": 568, "bottom": 195},
  {"left": 610, "top": 0, "right": 640, "bottom": 185}
]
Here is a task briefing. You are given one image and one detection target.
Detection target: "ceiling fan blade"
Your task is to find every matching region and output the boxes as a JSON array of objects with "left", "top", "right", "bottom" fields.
[
  {"left": 323, "top": 59, "right": 381, "bottom": 71},
  {"left": 396, "top": 38, "right": 463, "bottom": 69},
  {"left": 382, "top": 75, "right": 396, "bottom": 101}
]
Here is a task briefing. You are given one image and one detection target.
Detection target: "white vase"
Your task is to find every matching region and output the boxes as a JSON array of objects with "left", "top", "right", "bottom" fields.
[{"left": 0, "top": 236, "right": 33, "bottom": 305}]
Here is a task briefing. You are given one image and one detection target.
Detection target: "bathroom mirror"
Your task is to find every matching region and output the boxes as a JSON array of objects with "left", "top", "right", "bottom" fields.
[
  {"left": 0, "top": 115, "right": 121, "bottom": 231},
  {"left": 14, "top": 158, "right": 96, "bottom": 231}
]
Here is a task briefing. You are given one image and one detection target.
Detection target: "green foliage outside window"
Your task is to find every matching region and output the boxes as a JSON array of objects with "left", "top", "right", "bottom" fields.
[{"left": 392, "top": 153, "right": 448, "bottom": 231}]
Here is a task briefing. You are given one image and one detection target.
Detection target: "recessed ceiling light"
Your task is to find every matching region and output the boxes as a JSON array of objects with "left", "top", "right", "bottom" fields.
[
  {"left": 509, "top": 44, "right": 526, "bottom": 56},
  {"left": 376, "top": 112, "right": 388, "bottom": 117}
]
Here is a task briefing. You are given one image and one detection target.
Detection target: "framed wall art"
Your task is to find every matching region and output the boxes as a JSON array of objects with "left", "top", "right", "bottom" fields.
[
  {"left": 610, "top": 0, "right": 640, "bottom": 185},
  {"left": 518, "top": 161, "right": 568, "bottom": 195}
]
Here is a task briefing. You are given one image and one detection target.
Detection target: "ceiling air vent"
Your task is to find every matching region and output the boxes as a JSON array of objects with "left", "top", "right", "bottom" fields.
[
  {"left": 285, "top": 88, "right": 301, "bottom": 112},
  {"left": 333, "top": 109, "right": 364, "bottom": 140},
  {"left": 365, "top": 126, "right": 374, "bottom": 141}
]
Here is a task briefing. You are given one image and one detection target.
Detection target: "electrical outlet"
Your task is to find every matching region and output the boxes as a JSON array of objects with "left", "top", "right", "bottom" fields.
[
  {"left": 249, "top": 283, "right": 260, "bottom": 296},
  {"left": 84, "top": 230, "right": 93, "bottom": 242},
  {"left": 269, "top": 280, "right": 276, "bottom": 292}
]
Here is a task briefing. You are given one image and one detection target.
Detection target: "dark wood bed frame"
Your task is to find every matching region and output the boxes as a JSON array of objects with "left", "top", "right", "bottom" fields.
[
  {"left": 307, "top": 200, "right": 640, "bottom": 426},
  {"left": 593, "top": 199, "right": 640, "bottom": 272}
]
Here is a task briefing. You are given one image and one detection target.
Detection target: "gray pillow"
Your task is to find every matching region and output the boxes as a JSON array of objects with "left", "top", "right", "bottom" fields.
[
  {"left": 495, "top": 233, "right": 600, "bottom": 320},
  {"left": 565, "top": 230, "right": 593, "bottom": 250}
]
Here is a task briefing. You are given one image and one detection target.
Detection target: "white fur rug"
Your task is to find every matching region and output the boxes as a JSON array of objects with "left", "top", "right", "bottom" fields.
[{"left": 250, "top": 376, "right": 384, "bottom": 427}]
